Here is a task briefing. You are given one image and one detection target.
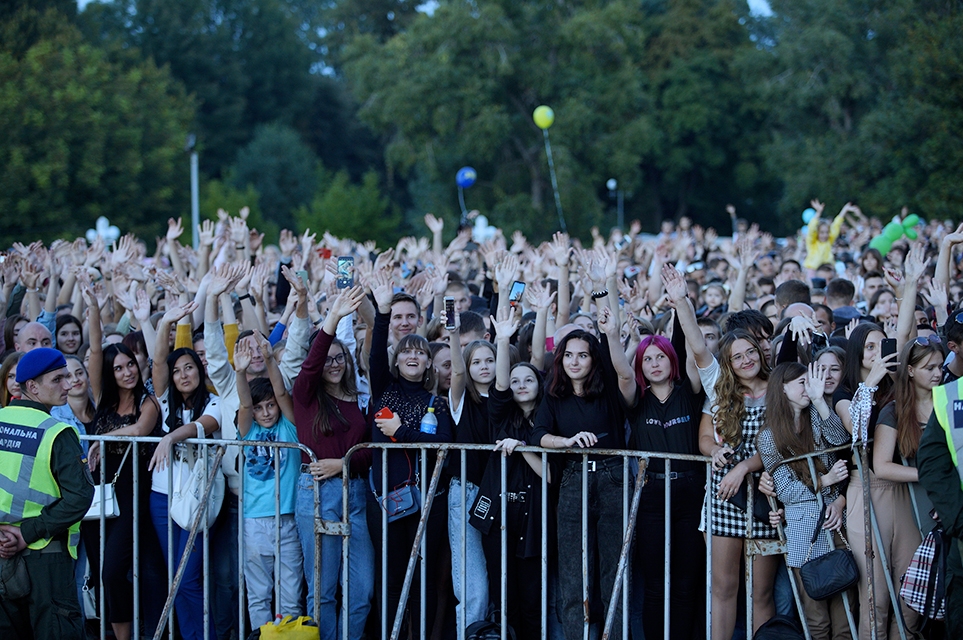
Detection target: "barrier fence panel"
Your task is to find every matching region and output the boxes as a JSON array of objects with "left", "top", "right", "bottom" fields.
[
  {"left": 71, "top": 436, "right": 918, "bottom": 639},
  {"left": 343, "top": 442, "right": 711, "bottom": 640},
  {"left": 79, "top": 434, "right": 318, "bottom": 640}
]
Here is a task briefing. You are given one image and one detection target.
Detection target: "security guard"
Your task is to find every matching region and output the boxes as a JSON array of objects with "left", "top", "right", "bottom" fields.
[
  {"left": 918, "top": 376, "right": 963, "bottom": 637},
  {"left": 0, "top": 348, "right": 94, "bottom": 639}
]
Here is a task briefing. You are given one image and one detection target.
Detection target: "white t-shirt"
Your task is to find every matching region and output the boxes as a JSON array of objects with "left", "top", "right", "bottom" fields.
[{"left": 151, "top": 395, "right": 221, "bottom": 495}]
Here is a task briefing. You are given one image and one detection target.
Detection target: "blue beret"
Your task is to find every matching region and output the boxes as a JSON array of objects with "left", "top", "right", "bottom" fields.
[{"left": 16, "top": 348, "right": 68, "bottom": 383}]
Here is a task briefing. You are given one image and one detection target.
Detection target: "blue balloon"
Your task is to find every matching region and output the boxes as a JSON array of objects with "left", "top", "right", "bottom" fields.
[
  {"left": 802, "top": 208, "right": 816, "bottom": 224},
  {"left": 456, "top": 167, "right": 477, "bottom": 189}
]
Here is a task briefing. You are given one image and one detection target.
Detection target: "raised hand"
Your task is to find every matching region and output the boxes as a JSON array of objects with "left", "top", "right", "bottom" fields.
[
  {"left": 789, "top": 314, "right": 817, "bottom": 346},
  {"left": 279, "top": 229, "right": 297, "bottom": 257},
  {"left": 902, "top": 243, "right": 926, "bottom": 284},
  {"left": 597, "top": 305, "right": 618, "bottom": 337},
  {"left": 921, "top": 281, "right": 948, "bottom": 313},
  {"left": 510, "top": 230, "right": 527, "bottom": 254},
  {"left": 208, "top": 263, "right": 244, "bottom": 297},
  {"left": 329, "top": 285, "right": 366, "bottom": 321},
  {"left": 131, "top": 288, "right": 151, "bottom": 324},
  {"left": 198, "top": 219, "right": 216, "bottom": 247},
  {"left": 166, "top": 217, "right": 184, "bottom": 243},
  {"left": 549, "top": 231, "right": 570, "bottom": 267},
  {"left": 424, "top": 213, "right": 444, "bottom": 234},
  {"left": 162, "top": 300, "right": 198, "bottom": 325},
  {"left": 280, "top": 265, "right": 307, "bottom": 298},
  {"left": 661, "top": 264, "right": 688, "bottom": 303},
  {"left": 369, "top": 269, "right": 394, "bottom": 312},
  {"left": 494, "top": 253, "right": 520, "bottom": 290},
  {"left": 524, "top": 281, "right": 555, "bottom": 312},
  {"left": 490, "top": 307, "right": 519, "bottom": 340},
  {"left": 234, "top": 339, "right": 253, "bottom": 372},
  {"left": 229, "top": 217, "right": 248, "bottom": 245},
  {"left": 810, "top": 199, "right": 825, "bottom": 216},
  {"left": 373, "top": 248, "right": 395, "bottom": 273},
  {"left": 805, "top": 361, "right": 827, "bottom": 400}
]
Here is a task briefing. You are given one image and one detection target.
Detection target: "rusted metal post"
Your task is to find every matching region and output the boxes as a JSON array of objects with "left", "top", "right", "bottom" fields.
[{"left": 601, "top": 458, "right": 646, "bottom": 640}]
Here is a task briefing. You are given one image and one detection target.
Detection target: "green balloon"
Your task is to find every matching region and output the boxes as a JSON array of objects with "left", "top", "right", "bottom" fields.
[
  {"left": 869, "top": 235, "right": 892, "bottom": 254},
  {"left": 883, "top": 222, "right": 904, "bottom": 241},
  {"left": 903, "top": 213, "right": 920, "bottom": 228},
  {"left": 904, "top": 228, "right": 918, "bottom": 240}
]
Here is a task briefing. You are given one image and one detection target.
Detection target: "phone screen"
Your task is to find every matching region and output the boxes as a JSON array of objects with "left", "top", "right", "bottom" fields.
[
  {"left": 444, "top": 297, "right": 456, "bottom": 330},
  {"left": 508, "top": 281, "right": 526, "bottom": 306},
  {"left": 881, "top": 338, "right": 898, "bottom": 371},
  {"left": 336, "top": 256, "right": 354, "bottom": 289}
]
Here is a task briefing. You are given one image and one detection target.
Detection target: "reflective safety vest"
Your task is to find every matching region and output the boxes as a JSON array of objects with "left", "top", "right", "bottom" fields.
[
  {"left": 933, "top": 378, "right": 963, "bottom": 489},
  {"left": 0, "top": 405, "right": 81, "bottom": 558}
]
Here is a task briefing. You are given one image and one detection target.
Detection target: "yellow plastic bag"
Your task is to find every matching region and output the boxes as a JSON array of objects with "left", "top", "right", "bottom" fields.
[{"left": 259, "top": 615, "right": 319, "bottom": 639}]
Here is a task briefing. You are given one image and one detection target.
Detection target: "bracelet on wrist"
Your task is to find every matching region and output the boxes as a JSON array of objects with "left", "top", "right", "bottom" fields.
[
  {"left": 25, "top": 287, "right": 39, "bottom": 293},
  {"left": 591, "top": 289, "right": 609, "bottom": 300},
  {"left": 237, "top": 293, "right": 251, "bottom": 302}
]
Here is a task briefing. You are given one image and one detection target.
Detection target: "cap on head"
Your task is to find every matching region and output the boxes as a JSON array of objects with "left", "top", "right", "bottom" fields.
[
  {"left": 832, "top": 306, "right": 861, "bottom": 326},
  {"left": 16, "top": 348, "right": 68, "bottom": 383}
]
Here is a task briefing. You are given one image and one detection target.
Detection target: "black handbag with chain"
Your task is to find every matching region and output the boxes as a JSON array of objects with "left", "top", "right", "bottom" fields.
[{"left": 799, "top": 504, "right": 859, "bottom": 600}]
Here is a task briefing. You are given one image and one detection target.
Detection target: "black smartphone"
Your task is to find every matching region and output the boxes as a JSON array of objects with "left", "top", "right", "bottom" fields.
[
  {"left": 336, "top": 256, "right": 354, "bottom": 289},
  {"left": 508, "top": 281, "right": 526, "bottom": 307},
  {"left": 444, "top": 297, "right": 456, "bottom": 330},
  {"left": 881, "top": 337, "right": 898, "bottom": 372},
  {"left": 811, "top": 332, "right": 829, "bottom": 359},
  {"left": 811, "top": 277, "right": 827, "bottom": 290}
]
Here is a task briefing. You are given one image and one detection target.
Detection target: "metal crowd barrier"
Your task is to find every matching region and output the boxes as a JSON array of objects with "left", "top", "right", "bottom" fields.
[
  {"left": 79, "top": 434, "right": 320, "bottom": 640},
  {"left": 760, "top": 441, "right": 924, "bottom": 640},
  {"left": 74, "top": 436, "right": 921, "bottom": 640},
  {"left": 343, "top": 442, "right": 715, "bottom": 640}
]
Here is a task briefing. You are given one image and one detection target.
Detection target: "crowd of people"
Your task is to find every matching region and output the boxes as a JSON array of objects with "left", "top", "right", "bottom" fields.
[{"left": 2, "top": 202, "right": 963, "bottom": 640}]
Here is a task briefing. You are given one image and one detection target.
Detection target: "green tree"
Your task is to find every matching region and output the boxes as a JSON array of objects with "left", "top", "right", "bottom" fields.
[
  {"left": 0, "top": 7, "right": 194, "bottom": 247},
  {"left": 231, "top": 123, "right": 319, "bottom": 232},
  {"left": 296, "top": 170, "right": 401, "bottom": 247},
  {"left": 79, "top": 0, "right": 316, "bottom": 177},
  {"left": 342, "top": 0, "right": 774, "bottom": 240}
]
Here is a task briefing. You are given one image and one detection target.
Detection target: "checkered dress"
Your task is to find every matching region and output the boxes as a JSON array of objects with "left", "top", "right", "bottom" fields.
[{"left": 708, "top": 401, "right": 777, "bottom": 539}]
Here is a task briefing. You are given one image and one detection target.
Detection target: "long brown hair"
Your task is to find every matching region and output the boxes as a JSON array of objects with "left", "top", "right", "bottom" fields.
[
  {"left": 763, "top": 362, "right": 827, "bottom": 492},
  {"left": 313, "top": 338, "right": 359, "bottom": 436},
  {"left": 462, "top": 340, "right": 495, "bottom": 406},
  {"left": 713, "top": 330, "right": 771, "bottom": 448},
  {"left": 894, "top": 339, "right": 944, "bottom": 459}
]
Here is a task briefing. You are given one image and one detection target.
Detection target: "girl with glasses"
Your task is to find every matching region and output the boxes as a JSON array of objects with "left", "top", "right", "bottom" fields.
[{"left": 291, "top": 284, "right": 374, "bottom": 640}]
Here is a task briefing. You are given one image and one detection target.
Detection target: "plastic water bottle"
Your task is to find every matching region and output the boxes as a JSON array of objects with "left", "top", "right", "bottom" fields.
[{"left": 419, "top": 407, "right": 437, "bottom": 434}]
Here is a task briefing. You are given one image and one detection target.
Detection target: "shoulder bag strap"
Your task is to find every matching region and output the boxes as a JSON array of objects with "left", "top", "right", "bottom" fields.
[
  {"left": 804, "top": 504, "right": 828, "bottom": 563},
  {"left": 110, "top": 443, "right": 133, "bottom": 486}
]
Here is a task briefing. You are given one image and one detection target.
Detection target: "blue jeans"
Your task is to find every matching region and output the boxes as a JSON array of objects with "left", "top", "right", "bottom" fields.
[
  {"left": 295, "top": 473, "right": 374, "bottom": 640},
  {"left": 150, "top": 491, "right": 212, "bottom": 640},
  {"left": 448, "top": 477, "right": 489, "bottom": 626}
]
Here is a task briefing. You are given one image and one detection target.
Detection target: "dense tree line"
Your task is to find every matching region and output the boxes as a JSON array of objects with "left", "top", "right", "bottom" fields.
[{"left": 2, "top": 0, "right": 961, "bottom": 248}]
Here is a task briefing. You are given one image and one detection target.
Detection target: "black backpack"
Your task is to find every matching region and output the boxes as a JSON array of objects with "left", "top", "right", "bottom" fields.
[
  {"left": 753, "top": 614, "right": 805, "bottom": 640},
  {"left": 466, "top": 619, "right": 517, "bottom": 640}
]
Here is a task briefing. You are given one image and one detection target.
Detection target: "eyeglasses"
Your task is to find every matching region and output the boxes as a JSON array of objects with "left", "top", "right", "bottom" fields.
[
  {"left": 730, "top": 347, "right": 759, "bottom": 366},
  {"left": 325, "top": 353, "right": 346, "bottom": 366},
  {"left": 913, "top": 335, "right": 942, "bottom": 347}
]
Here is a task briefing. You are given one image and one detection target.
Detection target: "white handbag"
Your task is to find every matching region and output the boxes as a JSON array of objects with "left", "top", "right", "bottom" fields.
[
  {"left": 169, "top": 423, "right": 225, "bottom": 529},
  {"left": 83, "top": 444, "right": 131, "bottom": 521}
]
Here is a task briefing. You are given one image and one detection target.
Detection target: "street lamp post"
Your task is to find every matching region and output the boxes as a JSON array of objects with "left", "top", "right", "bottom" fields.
[
  {"left": 607, "top": 178, "right": 624, "bottom": 230},
  {"left": 186, "top": 134, "right": 199, "bottom": 249}
]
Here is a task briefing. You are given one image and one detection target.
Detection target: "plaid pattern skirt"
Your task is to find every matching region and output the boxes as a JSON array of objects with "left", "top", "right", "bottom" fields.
[{"left": 707, "top": 404, "right": 777, "bottom": 539}]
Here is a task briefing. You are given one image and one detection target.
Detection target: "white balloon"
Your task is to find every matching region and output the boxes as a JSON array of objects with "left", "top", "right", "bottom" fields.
[{"left": 86, "top": 229, "right": 98, "bottom": 243}]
